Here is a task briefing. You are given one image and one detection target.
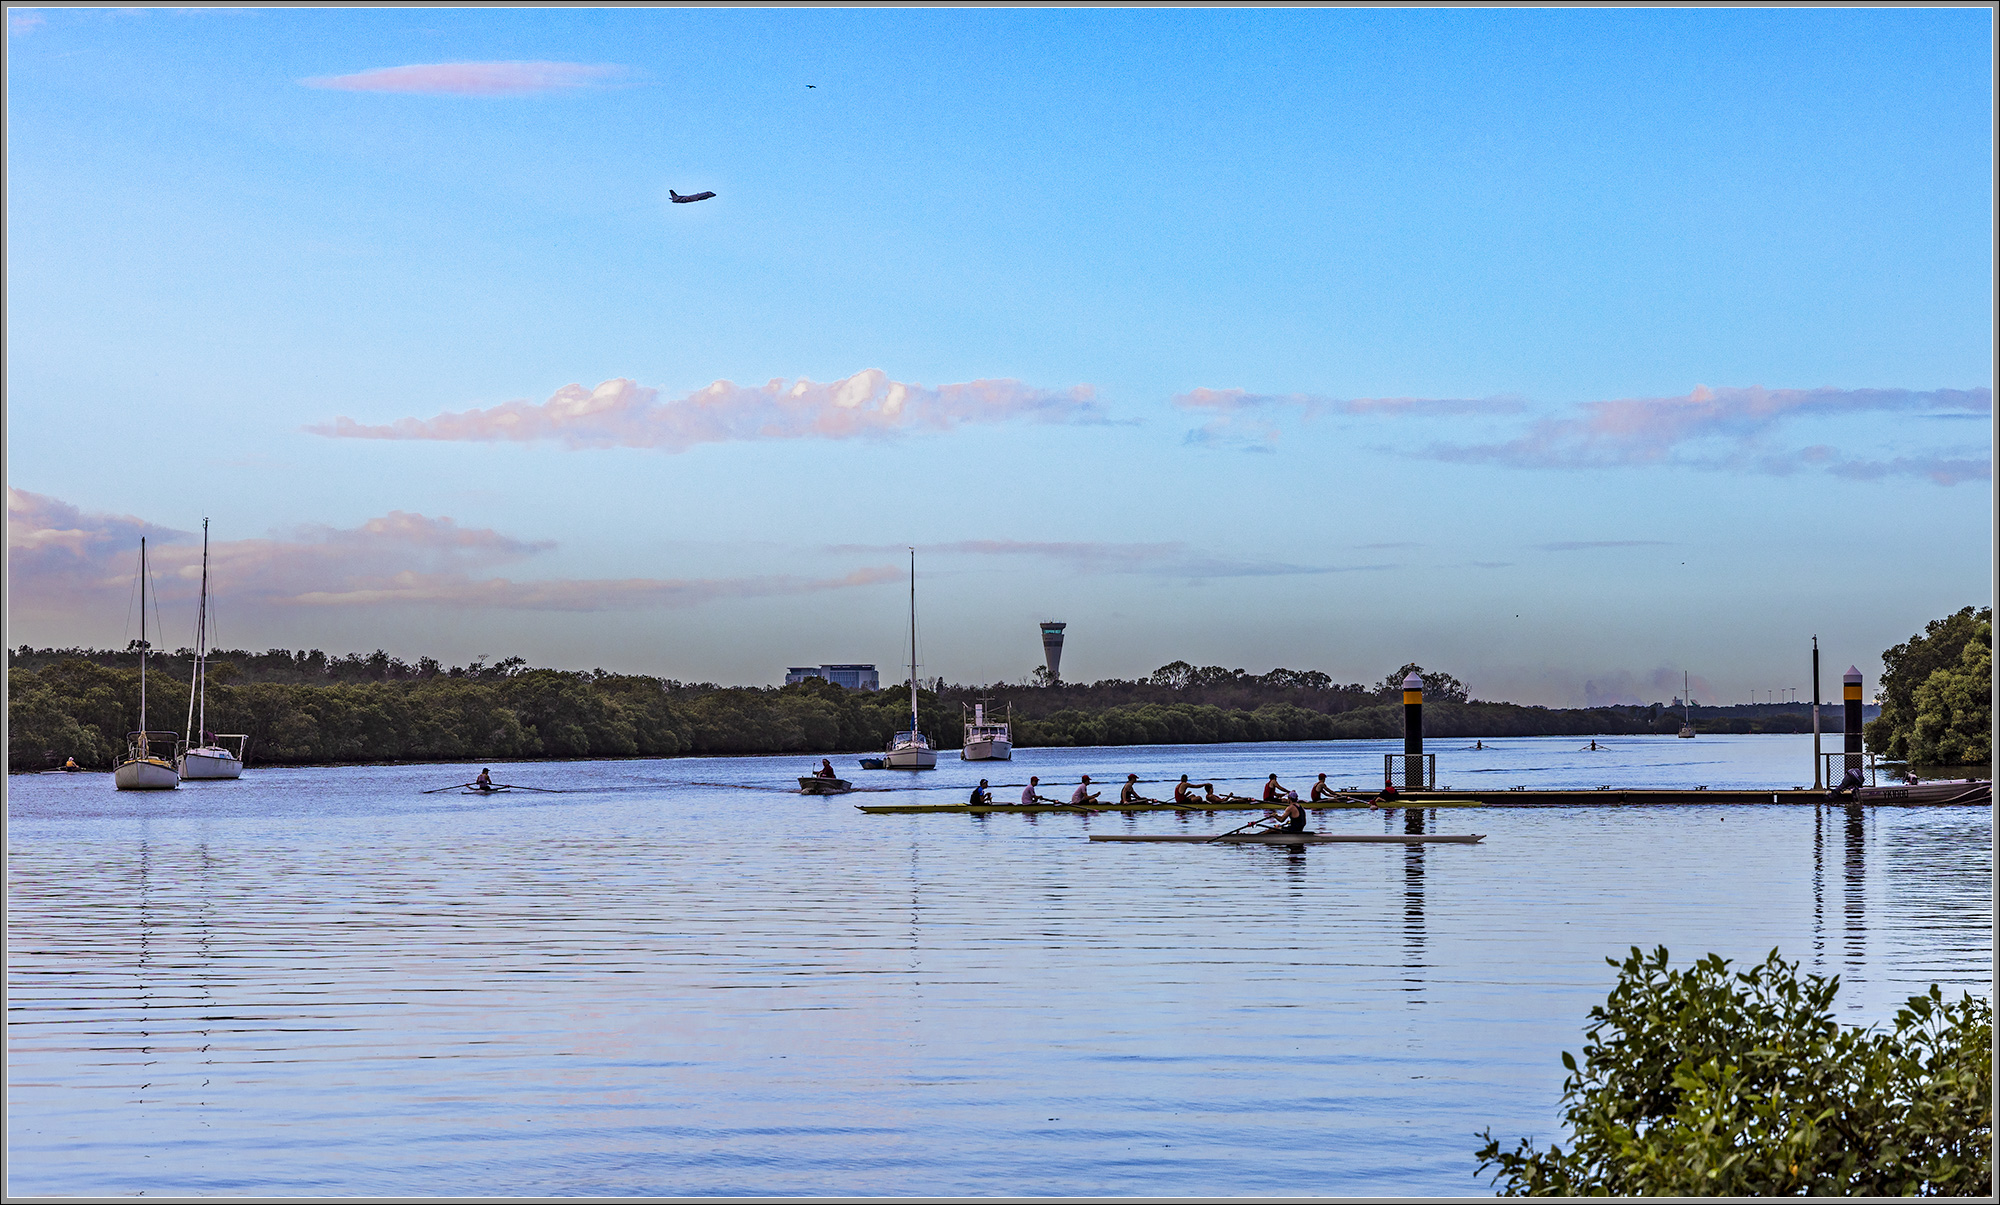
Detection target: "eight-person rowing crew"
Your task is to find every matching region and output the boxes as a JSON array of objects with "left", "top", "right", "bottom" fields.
[{"left": 951, "top": 770, "right": 1402, "bottom": 814}]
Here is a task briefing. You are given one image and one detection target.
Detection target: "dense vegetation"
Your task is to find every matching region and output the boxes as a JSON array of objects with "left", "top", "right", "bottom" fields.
[
  {"left": 1476, "top": 947, "right": 1991, "bottom": 1196},
  {"left": 1864, "top": 606, "right": 1992, "bottom": 767},
  {"left": 0, "top": 646, "right": 1882, "bottom": 771}
]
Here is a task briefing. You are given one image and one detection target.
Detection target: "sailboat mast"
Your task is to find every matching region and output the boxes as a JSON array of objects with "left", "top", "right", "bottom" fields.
[
  {"left": 139, "top": 537, "right": 148, "bottom": 738},
  {"left": 908, "top": 547, "right": 919, "bottom": 732},
  {"left": 197, "top": 519, "right": 209, "bottom": 740}
]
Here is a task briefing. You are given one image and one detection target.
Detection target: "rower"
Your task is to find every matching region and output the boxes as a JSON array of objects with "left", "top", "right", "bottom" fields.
[
  {"left": 814, "top": 759, "right": 838, "bottom": 779},
  {"left": 1202, "top": 782, "right": 1247, "bottom": 804},
  {"left": 1119, "top": 773, "right": 1158, "bottom": 806},
  {"left": 1071, "top": 775, "right": 1101, "bottom": 807},
  {"left": 1273, "top": 793, "right": 1308, "bottom": 834},
  {"left": 1309, "top": 773, "right": 1338, "bottom": 802},
  {"left": 475, "top": 767, "right": 494, "bottom": 790},
  {"left": 1262, "top": 773, "right": 1297, "bottom": 803},
  {"left": 969, "top": 778, "right": 993, "bottom": 806},
  {"left": 62, "top": 756, "right": 80, "bottom": 771},
  {"left": 1021, "top": 775, "right": 1053, "bottom": 806},
  {"left": 1370, "top": 781, "right": 1400, "bottom": 810},
  {"left": 1173, "top": 774, "right": 1203, "bottom": 805}
]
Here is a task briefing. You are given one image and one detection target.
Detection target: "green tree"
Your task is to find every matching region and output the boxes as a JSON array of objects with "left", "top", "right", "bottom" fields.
[
  {"left": 1866, "top": 606, "right": 1993, "bottom": 761},
  {"left": 1475, "top": 946, "right": 1991, "bottom": 1197},
  {"left": 1907, "top": 620, "right": 1991, "bottom": 766}
]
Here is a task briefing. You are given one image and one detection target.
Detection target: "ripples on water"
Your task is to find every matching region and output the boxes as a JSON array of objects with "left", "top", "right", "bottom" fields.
[{"left": 8, "top": 736, "right": 1991, "bottom": 1195}]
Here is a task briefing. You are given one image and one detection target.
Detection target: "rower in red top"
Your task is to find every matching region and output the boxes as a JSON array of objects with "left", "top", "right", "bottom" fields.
[
  {"left": 475, "top": 767, "right": 494, "bottom": 791},
  {"left": 1262, "top": 773, "right": 1298, "bottom": 803}
]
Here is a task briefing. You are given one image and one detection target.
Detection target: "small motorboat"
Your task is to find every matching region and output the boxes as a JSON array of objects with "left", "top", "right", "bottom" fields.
[
  {"left": 857, "top": 757, "right": 886, "bottom": 770},
  {"left": 799, "top": 777, "right": 854, "bottom": 795}
]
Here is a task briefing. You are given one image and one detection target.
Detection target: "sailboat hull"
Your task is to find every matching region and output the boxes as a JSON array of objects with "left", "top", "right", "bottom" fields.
[
  {"left": 114, "top": 759, "right": 180, "bottom": 790},
  {"left": 883, "top": 746, "right": 938, "bottom": 770},
  {"left": 179, "top": 749, "right": 244, "bottom": 780}
]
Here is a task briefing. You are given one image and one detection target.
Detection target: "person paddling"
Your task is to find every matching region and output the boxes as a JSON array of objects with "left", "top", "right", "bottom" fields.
[
  {"left": 1119, "top": 773, "right": 1160, "bottom": 806},
  {"left": 1309, "top": 773, "right": 1339, "bottom": 802},
  {"left": 475, "top": 767, "right": 494, "bottom": 791},
  {"left": 969, "top": 778, "right": 994, "bottom": 806},
  {"left": 1021, "top": 775, "right": 1057, "bottom": 806},
  {"left": 1071, "top": 775, "right": 1101, "bottom": 807}
]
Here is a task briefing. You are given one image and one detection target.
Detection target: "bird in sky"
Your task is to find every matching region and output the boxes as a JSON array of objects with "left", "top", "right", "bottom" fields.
[{"left": 669, "top": 190, "right": 716, "bottom": 204}]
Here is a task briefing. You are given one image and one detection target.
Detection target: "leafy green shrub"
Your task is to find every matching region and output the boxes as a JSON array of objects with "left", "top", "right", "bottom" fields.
[{"left": 1476, "top": 946, "right": 1991, "bottom": 1196}]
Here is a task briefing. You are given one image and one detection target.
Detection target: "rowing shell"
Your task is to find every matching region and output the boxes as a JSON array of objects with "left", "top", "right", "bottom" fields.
[
  {"left": 857, "top": 800, "right": 1485, "bottom": 815},
  {"left": 1090, "top": 832, "right": 1484, "bottom": 845}
]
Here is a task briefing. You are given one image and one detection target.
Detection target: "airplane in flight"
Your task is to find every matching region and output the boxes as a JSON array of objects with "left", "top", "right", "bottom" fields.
[{"left": 669, "top": 189, "right": 716, "bottom": 204}]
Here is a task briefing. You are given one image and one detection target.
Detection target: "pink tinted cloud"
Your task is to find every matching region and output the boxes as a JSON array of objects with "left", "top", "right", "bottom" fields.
[
  {"left": 7, "top": 490, "right": 897, "bottom": 621},
  {"left": 1427, "top": 385, "right": 1991, "bottom": 483},
  {"left": 1173, "top": 387, "right": 1524, "bottom": 449},
  {"left": 310, "top": 370, "right": 1103, "bottom": 451},
  {"left": 301, "top": 61, "right": 624, "bottom": 97},
  {"left": 9, "top": 11, "right": 45, "bottom": 36}
]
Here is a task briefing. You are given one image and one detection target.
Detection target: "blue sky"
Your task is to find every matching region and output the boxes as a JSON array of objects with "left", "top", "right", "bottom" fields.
[{"left": 6, "top": 6, "right": 1992, "bottom": 705}]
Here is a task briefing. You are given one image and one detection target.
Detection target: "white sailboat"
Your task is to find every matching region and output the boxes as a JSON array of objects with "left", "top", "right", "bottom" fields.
[
  {"left": 113, "top": 537, "right": 181, "bottom": 791},
  {"left": 178, "top": 519, "right": 247, "bottom": 780},
  {"left": 1678, "top": 671, "right": 1696, "bottom": 739},
  {"left": 882, "top": 548, "right": 937, "bottom": 770},
  {"left": 960, "top": 701, "right": 1012, "bottom": 761}
]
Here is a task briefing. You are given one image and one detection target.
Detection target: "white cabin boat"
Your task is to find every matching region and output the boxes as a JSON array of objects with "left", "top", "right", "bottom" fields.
[
  {"left": 960, "top": 702, "right": 1012, "bottom": 761},
  {"left": 178, "top": 519, "right": 246, "bottom": 780},
  {"left": 114, "top": 538, "right": 180, "bottom": 791}
]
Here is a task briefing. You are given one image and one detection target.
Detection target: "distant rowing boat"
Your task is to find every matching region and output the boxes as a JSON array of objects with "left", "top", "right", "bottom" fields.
[{"left": 1091, "top": 832, "right": 1485, "bottom": 845}]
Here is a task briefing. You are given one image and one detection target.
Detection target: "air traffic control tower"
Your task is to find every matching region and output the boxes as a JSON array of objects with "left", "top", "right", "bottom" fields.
[{"left": 1040, "top": 621, "right": 1066, "bottom": 684}]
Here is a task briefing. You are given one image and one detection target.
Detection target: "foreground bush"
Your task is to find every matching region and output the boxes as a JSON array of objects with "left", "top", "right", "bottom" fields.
[{"left": 1476, "top": 946, "right": 1991, "bottom": 1196}]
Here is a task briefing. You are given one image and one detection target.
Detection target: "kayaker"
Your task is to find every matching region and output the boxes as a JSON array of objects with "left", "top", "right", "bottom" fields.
[
  {"left": 475, "top": 768, "right": 494, "bottom": 790},
  {"left": 1173, "top": 774, "right": 1206, "bottom": 805},
  {"left": 1119, "top": 773, "right": 1158, "bottom": 806},
  {"left": 1262, "top": 774, "right": 1297, "bottom": 803},
  {"left": 1071, "top": 775, "right": 1101, "bottom": 807},
  {"left": 969, "top": 778, "right": 993, "bottom": 805},
  {"left": 1309, "top": 773, "right": 1339, "bottom": 802}
]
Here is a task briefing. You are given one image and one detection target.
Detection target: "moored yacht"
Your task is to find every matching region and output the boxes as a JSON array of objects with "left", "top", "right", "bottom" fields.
[
  {"left": 881, "top": 549, "right": 937, "bottom": 769},
  {"left": 960, "top": 701, "right": 1012, "bottom": 761},
  {"left": 178, "top": 519, "right": 247, "bottom": 780},
  {"left": 113, "top": 537, "right": 180, "bottom": 791}
]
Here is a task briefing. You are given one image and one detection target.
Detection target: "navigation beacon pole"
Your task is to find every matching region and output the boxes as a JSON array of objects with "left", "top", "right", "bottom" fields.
[
  {"left": 1402, "top": 669, "right": 1423, "bottom": 791},
  {"left": 1810, "top": 636, "right": 1822, "bottom": 790},
  {"left": 1843, "top": 665, "right": 1864, "bottom": 780}
]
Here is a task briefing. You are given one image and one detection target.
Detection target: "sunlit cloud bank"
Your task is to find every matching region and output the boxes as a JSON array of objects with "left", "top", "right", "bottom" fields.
[
  {"left": 301, "top": 61, "right": 625, "bottom": 97},
  {"left": 831, "top": 538, "right": 1398, "bottom": 580},
  {"left": 7, "top": 490, "right": 897, "bottom": 624},
  {"left": 311, "top": 371, "right": 1102, "bottom": 452},
  {"left": 1174, "top": 387, "right": 1524, "bottom": 450},
  {"left": 1428, "top": 385, "right": 1992, "bottom": 485}
]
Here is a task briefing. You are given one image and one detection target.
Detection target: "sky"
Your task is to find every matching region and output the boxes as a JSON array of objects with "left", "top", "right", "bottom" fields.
[{"left": 5, "top": 6, "right": 1993, "bottom": 706}]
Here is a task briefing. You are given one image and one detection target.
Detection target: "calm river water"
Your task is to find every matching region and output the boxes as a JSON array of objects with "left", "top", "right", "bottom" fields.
[{"left": 7, "top": 735, "right": 1991, "bottom": 1196}]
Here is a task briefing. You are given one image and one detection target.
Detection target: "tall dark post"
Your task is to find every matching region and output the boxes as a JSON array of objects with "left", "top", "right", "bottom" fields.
[
  {"left": 1402, "top": 669, "right": 1423, "bottom": 790},
  {"left": 1811, "top": 636, "right": 1823, "bottom": 789},
  {"left": 1843, "top": 665, "right": 1863, "bottom": 777}
]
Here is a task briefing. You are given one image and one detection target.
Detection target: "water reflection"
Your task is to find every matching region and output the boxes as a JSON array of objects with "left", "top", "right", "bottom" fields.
[
  {"left": 1812, "top": 803, "right": 1825, "bottom": 971},
  {"left": 1844, "top": 803, "right": 1866, "bottom": 980}
]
